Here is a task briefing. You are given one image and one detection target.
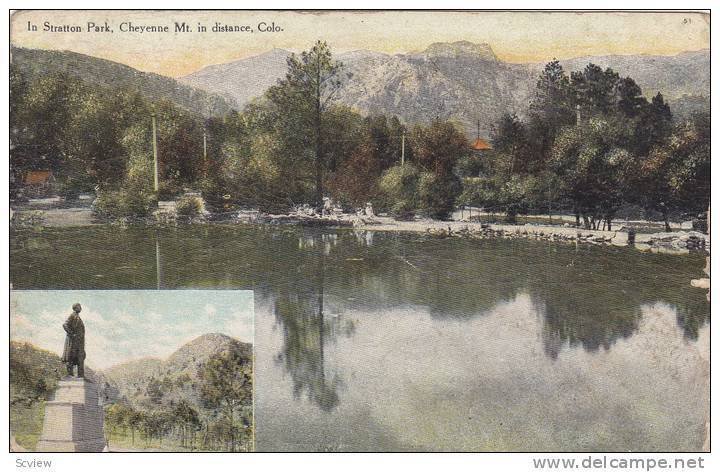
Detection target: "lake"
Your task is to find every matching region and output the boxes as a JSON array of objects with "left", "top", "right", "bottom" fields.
[{"left": 10, "top": 224, "right": 710, "bottom": 451}]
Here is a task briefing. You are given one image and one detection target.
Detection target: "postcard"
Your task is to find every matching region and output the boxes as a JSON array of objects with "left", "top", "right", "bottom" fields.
[{"left": 8, "top": 9, "right": 710, "bottom": 453}]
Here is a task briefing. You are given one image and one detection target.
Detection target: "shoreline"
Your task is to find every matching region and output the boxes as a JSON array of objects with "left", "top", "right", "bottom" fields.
[
  {"left": 347, "top": 217, "right": 709, "bottom": 255},
  {"left": 11, "top": 206, "right": 709, "bottom": 255}
]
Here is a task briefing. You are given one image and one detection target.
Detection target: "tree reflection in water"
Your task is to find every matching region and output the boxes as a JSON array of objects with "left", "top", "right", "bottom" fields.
[
  {"left": 272, "top": 234, "right": 343, "bottom": 411},
  {"left": 10, "top": 224, "right": 710, "bottom": 372}
]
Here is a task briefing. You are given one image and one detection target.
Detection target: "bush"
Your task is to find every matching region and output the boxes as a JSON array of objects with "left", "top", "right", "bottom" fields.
[
  {"left": 418, "top": 172, "right": 461, "bottom": 220},
  {"left": 176, "top": 195, "right": 205, "bottom": 218},
  {"left": 58, "top": 176, "right": 95, "bottom": 201},
  {"left": 391, "top": 200, "right": 415, "bottom": 220},
  {"left": 157, "top": 181, "right": 183, "bottom": 201},
  {"left": 93, "top": 188, "right": 156, "bottom": 221},
  {"left": 58, "top": 182, "right": 81, "bottom": 201},
  {"left": 379, "top": 164, "right": 419, "bottom": 216}
]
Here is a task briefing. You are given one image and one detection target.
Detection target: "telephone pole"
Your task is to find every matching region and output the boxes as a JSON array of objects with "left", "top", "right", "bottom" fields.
[
  {"left": 203, "top": 130, "right": 207, "bottom": 162},
  {"left": 401, "top": 131, "right": 405, "bottom": 166},
  {"left": 152, "top": 113, "right": 159, "bottom": 192},
  {"left": 203, "top": 129, "right": 208, "bottom": 177}
]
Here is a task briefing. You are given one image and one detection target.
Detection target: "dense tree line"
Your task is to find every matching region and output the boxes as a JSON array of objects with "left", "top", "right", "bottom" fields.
[
  {"left": 10, "top": 43, "right": 709, "bottom": 225},
  {"left": 459, "top": 60, "right": 710, "bottom": 229}
]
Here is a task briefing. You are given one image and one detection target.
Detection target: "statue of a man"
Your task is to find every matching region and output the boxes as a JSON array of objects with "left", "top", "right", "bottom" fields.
[{"left": 62, "top": 303, "right": 86, "bottom": 378}]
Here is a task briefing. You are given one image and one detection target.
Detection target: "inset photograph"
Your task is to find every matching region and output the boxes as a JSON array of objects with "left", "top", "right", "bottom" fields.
[{"left": 10, "top": 290, "right": 254, "bottom": 452}]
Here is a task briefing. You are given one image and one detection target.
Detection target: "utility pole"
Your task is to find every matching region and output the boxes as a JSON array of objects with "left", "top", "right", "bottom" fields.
[
  {"left": 151, "top": 113, "right": 159, "bottom": 192},
  {"left": 203, "top": 129, "right": 208, "bottom": 178},
  {"left": 576, "top": 104, "right": 581, "bottom": 126},
  {"left": 203, "top": 130, "right": 207, "bottom": 162},
  {"left": 401, "top": 131, "right": 405, "bottom": 166}
]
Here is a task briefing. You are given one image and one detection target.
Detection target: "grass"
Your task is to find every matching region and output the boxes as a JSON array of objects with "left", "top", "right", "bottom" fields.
[
  {"left": 10, "top": 402, "right": 45, "bottom": 451},
  {"left": 106, "top": 430, "right": 252, "bottom": 452}
]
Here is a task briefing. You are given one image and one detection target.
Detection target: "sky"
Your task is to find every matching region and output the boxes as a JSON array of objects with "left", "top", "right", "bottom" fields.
[
  {"left": 10, "top": 290, "right": 254, "bottom": 369},
  {"left": 10, "top": 10, "right": 710, "bottom": 78}
]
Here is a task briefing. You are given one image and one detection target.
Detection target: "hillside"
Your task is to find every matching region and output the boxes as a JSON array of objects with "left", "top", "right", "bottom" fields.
[
  {"left": 180, "top": 48, "right": 290, "bottom": 109},
  {"left": 11, "top": 47, "right": 238, "bottom": 117},
  {"left": 100, "top": 333, "right": 252, "bottom": 415},
  {"left": 10, "top": 335, "right": 252, "bottom": 451},
  {"left": 9, "top": 341, "right": 104, "bottom": 450},
  {"left": 179, "top": 41, "right": 710, "bottom": 136}
]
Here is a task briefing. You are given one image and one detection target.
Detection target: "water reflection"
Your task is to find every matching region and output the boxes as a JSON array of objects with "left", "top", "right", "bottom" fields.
[
  {"left": 10, "top": 226, "right": 709, "bottom": 355},
  {"left": 273, "top": 251, "right": 340, "bottom": 411},
  {"left": 9, "top": 225, "right": 710, "bottom": 450}
]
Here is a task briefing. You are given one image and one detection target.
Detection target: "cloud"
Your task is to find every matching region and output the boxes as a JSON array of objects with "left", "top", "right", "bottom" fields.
[{"left": 11, "top": 290, "right": 254, "bottom": 369}]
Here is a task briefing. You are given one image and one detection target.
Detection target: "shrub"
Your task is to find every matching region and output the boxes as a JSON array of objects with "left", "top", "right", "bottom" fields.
[
  {"left": 379, "top": 164, "right": 419, "bottom": 216},
  {"left": 418, "top": 172, "right": 461, "bottom": 220},
  {"left": 391, "top": 200, "right": 415, "bottom": 221},
  {"left": 176, "top": 195, "right": 205, "bottom": 218},
  {"left": 93, "top": 188, "right": 156, "bottom": 221}
]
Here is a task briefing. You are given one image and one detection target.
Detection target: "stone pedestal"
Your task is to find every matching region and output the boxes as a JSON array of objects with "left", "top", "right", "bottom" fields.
[{"left": 36, "top": 378, "right": 106, "bottom": 452}]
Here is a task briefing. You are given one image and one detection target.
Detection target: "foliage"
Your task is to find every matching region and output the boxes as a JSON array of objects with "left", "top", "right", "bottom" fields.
[
  {"left": 418, "top": 172, "right": 462, "bottom": 220},
  {"left": 92, "top": 188, "right": 156, "bottom": 221},
  {"left": 410, "top": 120, "right": 468, "bottom": 176},
  {"left": 479, "top": 58, "right": 705, "bottom": 230},
  {"left": 379, "top": 164, "right": 420, "bottom": 218},
  {"left": 176, "top": 195, "right": 205, "bottom": 219},
  {"left": 10, "top": 42, "right": 709, "bottom": 227},
  {"left": 266, "top": 40, "right": 350, "bottom": 207},
  {"left": 199, "top": 349, "right": 252, "bottom": 452},
  {"left": 10, "top": 342, "right": 62, "bottom": 407}
]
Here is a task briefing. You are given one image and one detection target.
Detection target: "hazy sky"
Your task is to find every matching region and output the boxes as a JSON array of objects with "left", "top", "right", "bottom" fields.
[
  {"left": 11, "top": 290, "right": 254, "bottom": 369},
  {"left": 10, "top": 10, "right": 710, "bottom": 77}
]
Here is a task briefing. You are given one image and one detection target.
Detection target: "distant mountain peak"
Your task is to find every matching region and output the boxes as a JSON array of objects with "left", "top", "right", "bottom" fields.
[
  {"left": 166, "top": 332, "right": 251, "bottom": 368},
  {"left": 421, "top": 41, "right": 498, "bottom": 61}
]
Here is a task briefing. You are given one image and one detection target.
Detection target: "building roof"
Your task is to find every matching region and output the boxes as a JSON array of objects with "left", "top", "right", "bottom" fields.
[
  {"left": 471, "top": 138, "right": 492, "bottom": 151},
  {"left": 24, "top": 170, "right": 54, "bottom": 185}
]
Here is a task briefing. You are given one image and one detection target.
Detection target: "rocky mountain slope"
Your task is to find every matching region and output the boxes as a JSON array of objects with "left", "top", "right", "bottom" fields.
[
  {"left": 180, "top": 41, "right": 709, "bottom": 136},
  {"left": 100, "top": 333, "right": 252, "bottom": 413}
]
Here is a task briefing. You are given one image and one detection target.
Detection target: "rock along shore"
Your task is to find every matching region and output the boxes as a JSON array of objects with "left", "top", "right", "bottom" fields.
[{"left": 342, "top": 216, "right": 709, "bottom": 255}]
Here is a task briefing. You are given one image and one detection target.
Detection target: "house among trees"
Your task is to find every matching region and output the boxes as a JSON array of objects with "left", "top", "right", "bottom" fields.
[
  {"left": 471, "top": 137, "right": 492, "bottom": 152},
  {"left": 22, "top": 170, "right": 56, "bottom": 197}
]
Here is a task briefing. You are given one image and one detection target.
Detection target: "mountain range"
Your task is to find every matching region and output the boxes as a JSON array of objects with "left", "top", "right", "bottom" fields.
[
  {"left": 180, "top": 41, "right": 710, "bottom": 136},
  {"left": 11, "top": 42, "right": 709, "bottom": 138}
]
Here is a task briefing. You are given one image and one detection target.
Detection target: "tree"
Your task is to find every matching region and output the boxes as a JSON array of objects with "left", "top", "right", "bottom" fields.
[
  {"left": 146, "top": 377, "right": 164, "bottom": 404},
  {"left": 200, "top": 350, "right": 252, "bottom": 452},
  {"left": 634, "top": 146, "right": 676, "bottom": 231},
  {"left": 528, "top": 60, "right": 575, "bottom": 160},
  {"left": 410, "top": 120, "right": 468, "bottom": 177},
  {"left": 172, "top": 400, "right": 200, "bottom": 449},
  {"left": 379, "top": 163, "right": 420, "bottom": 219},
  {"left": 152, "top": 101, "right": 205, "bottom": 197},
  {"left": 549, "top": 118, "right": 635, "bottom": 230},
  {"left": 490, "top": 114, "right": 532, "bottom": 174},
  {"left": 632, "top": 92, "right": 672, "bottom": 156},
  {"left": 418, "top": 171, "right": 462, "bottom": 220},
  {"left": 571, "top": 64, "right": 620, "bottom": 117},
  {"left": 266, "top": 40, "right": 349, "bottom": 207},
  {"left": 12, "top": 71, "right": 80, "bottom": 176},
  {"left": 63, "top": 89, "right": 130, "bottom": 191},
  {"left": 125, "top": 406, "right": 143, "bottom": 445},
  {"left": 140, "top": 411, "right": 171, "bottom": 447},
  {"left": 327, "top": 113, "right": 405, "bottom": 208},
  {"left": 616, "top": 77, "right": 646, "bottom": 118}
]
